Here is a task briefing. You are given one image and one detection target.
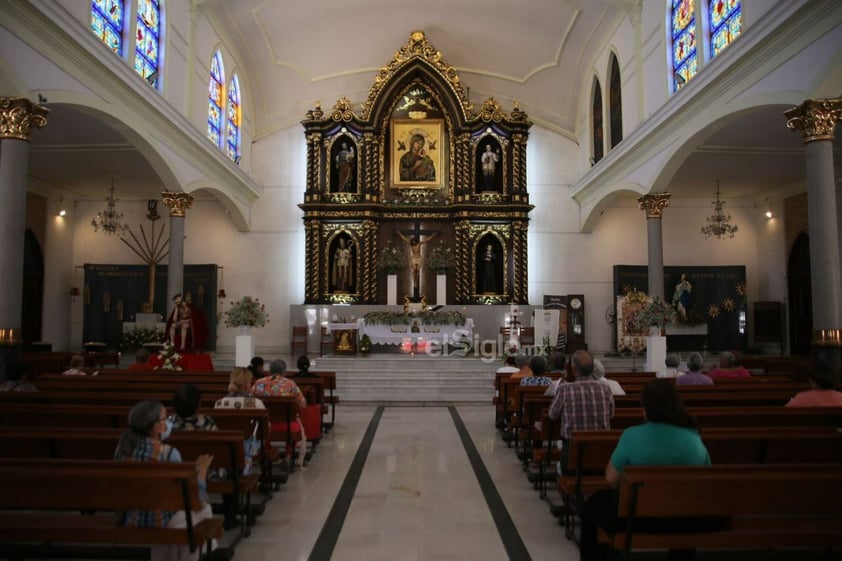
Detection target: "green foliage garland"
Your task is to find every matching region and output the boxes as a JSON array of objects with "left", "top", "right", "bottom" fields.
[{"left": 364, "top": 310, "right": 466, "bottom": 326}]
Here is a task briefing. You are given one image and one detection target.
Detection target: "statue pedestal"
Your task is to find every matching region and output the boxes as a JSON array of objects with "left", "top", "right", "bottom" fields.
[
  {"left": 645, "top": 335, "right": 667, "bottom": 373},
  {"left": 135, "top": 313, "right": 161, "bottom": 324},
  {"left": 235, "top": 333, "right": 254, "bottom": 367},
  {"left": 436, "top": 274, "right": 446, "bottom": 305},
  {"left": 387, "top": 274, "right": 397, "bottom": 305}
]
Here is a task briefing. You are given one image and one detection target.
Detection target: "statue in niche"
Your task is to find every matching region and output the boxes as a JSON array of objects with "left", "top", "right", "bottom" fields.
[
  {"left": 476, "top": 139, "right": 502, "bottom": 192},
  {"left": 334, "top": 141, "right": 356, "bottom": 192},
  {"left": 479, "top": 243, "right": 500, "bottom": 294},
  {"left": 331, "top": 237, "right": 355, "bottom": 293}
]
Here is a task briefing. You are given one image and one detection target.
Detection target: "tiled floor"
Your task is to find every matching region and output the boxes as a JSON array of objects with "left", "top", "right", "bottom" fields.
[{"left": 233, "top": 404, "right": 579, "bottom": 561}]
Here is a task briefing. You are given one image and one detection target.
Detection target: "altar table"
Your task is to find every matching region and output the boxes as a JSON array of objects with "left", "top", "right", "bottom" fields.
[{"left": 360, "top": 319, "right": 474, "bottom": 346}]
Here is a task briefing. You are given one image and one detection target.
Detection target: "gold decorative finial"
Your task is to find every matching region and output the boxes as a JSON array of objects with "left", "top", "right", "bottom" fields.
[
  {"left": 161, "top": 191, "right": 194, "bottom": 217},
  {"left": 785, "top": 98, "right": 842, "bottom": 144},
  {"left": 0, "top": 97, "right": 49, "bottom": 141},
  {"left": 637, "top": 193, "right": 672, "bottom": 219}
]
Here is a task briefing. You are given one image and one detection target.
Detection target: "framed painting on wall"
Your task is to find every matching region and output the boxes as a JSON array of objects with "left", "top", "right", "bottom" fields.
[{"left": 391, "top": 119, "right": 444, "bottom": 188}]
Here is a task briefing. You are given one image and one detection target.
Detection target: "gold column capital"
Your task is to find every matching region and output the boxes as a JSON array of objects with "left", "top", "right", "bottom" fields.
[
  {"left": 785, "top": 98, "right": 842, "bottom": 144},
  {"left": 637, "top": 192, "right": 671, "bottom": 219},
  {"left": 161, "top": 191, "right": 194, "bottom": 217},
  {"left": 813, "top": 329, "right": 842, "bottom": 348},
  {"left": 0, "top": 97, "right": 49, "bottom": 141}
]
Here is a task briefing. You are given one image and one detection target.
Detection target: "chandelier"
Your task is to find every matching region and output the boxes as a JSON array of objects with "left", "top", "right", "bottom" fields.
[
  {"left": 91, "top": 180, "right": 130, "bottom": 235},
  {"left": 701, "top": 180, "right": 738, "bottom": 239}
]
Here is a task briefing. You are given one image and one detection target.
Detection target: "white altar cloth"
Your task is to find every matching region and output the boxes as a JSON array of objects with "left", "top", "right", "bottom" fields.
[{"left": 361, "top": 319, "right": 474, "bottom": 346}]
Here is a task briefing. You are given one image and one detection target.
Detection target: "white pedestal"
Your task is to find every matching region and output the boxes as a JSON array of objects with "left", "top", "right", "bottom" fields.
[
  {"left": 645, "top": 335, "right": 667, "bottom": 373},
  {"left": 136, "top": 313, "right": 161, "bottom": 324},
  {"left": 235, "top": 334, "right": 254, "bottom": 367},
  {"left": 387, "top": 274, "right": 397, "bottom": 305},
  {"left": 436, "top": 274, "right": 446, "bottom": 305}
]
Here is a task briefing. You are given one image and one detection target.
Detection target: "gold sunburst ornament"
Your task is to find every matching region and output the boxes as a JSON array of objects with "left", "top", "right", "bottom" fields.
[
  {"left": 707, "top": 304, "right": 721, "bottom": 318},
  {"left": 735, "top": 282, "right": 746, "bottom": 297},
  {"left": 722, "top": 298, "right": 736, "bottom": 312}
]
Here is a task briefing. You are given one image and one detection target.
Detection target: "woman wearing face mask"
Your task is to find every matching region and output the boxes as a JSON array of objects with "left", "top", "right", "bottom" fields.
[{"left": 115, "top": 400, "right": 225, "bottom": 561}]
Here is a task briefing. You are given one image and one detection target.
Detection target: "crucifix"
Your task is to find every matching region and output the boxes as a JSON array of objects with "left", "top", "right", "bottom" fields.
[{"left": 396, "top": 220, "right": 438, "bottom": 300}]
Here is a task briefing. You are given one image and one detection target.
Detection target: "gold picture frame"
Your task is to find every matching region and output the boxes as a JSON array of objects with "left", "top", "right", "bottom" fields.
[{"left": 391, "top": 119, "right": 444, "bottom": 188}]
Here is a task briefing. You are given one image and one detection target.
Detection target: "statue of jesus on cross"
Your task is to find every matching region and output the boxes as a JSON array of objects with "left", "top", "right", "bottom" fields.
[{"left": 396, "top": 221, "right": 438, "bottom": 300}]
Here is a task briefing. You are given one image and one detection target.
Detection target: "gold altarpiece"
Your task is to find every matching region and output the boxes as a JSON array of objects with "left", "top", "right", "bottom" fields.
[{"left": 300, "top": 31, "right": 532, "bottom": 305}]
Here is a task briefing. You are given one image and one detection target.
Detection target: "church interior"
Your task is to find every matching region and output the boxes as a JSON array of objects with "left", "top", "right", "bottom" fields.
[{"left": 1, "top": 1, "right": 842, "bottom": 560}]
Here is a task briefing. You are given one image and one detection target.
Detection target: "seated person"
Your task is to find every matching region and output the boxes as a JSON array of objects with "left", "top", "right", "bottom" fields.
[
  {"left": 520, "top": 355, "right": 553, "bottom": 386},
  {"left": 786, "top": 366, "right": 842, "bottom": 407},
  {"left": 675, "top": 352, "right": 713, "bottom": 386},
  {"left": 296, "top": 355, "right": 318, "bottom": 378},
  {"left": 247, "top": 356, "right": 265, "bottom": 379},
  {"left": 510, "top": 354, "right": 532, "bottom": 380},
  {"left": 252, "top": 359, "right": 309, "bottom": 466},
  {"left": 171, "top": 384, "right": 218, "bottom": 431},
  {"left": 0, "top": 358, "right": 37, "bottom": 392},
  {"left": 127, "top": 348, "right": 151, "bottom": 371},
  {"left": 113, "top": 400, "right": 218, "bottom": 561},
  {"left": 62, "top": 354, "right": 87, "bottom": 376},
  {"left": 579, "top": 380, "right": 712, "bottom": 561},
  {"left": 707, "top": 351, "right": 751, "bottom": 379},
  {"left": 215, "top": 367, "right": 266, "bottom": 409},
  {"left": 544, "top": 352, "right": 568, "bottom": 396},
  {"left": 592, "top": 359, "right": 625, "bottom": 396},
  {"left": 656, "top": 353, "right": 684, "bottom": 378}
]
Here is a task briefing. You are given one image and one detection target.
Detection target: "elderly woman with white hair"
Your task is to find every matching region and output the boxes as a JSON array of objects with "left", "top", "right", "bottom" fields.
[{"left": 592, "top": 359, "right": 625, "bottom": 396}]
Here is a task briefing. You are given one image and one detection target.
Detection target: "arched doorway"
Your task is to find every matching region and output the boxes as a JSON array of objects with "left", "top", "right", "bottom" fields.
[
  {"left": 22, "top": 229, "right": 44, "bottom": 345},
  {"left": 787, "top": 232, "right": 812, "bottom": 355}
]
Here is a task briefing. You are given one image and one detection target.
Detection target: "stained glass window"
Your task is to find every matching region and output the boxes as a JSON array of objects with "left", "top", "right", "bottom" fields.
[
  {"left": 91, "top": 0, "right": 124, "bottom": 56},
  {"left": 592, "top": 78, "right": 604, "bottom": 164},
  {"left": 609, "top": 54, "right": 623, "bottom": 149},
  {"left": 710, "top": 0, "right": 742, "bottom": 57},
  {"left": 208, "top": 51, "right": 225, "bottom": 147},
  {"left": 134, "top": 0, "right": 161, "bottom": 87},
  {"left": 226, "top": 74, "right": 241, "bottom": 161},
  {"left": 671, "top": 0, "right": 697, "bottom": 90}
]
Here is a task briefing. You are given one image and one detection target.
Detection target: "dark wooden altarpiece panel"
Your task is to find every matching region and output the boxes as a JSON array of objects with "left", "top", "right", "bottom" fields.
[{"left": 299, "top": 31, "right": 533, "bottom": 305}]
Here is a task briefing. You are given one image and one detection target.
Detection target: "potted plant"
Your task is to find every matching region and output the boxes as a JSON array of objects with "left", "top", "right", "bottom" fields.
[
  {"left": 224, "top": 296, "right": 269, "bottom": 333},
  {"left": 359, "top": 333, "right": 372, "bottom": 354},
  {"left": 632, "top": 297, "right": 677, "bottom": 335},
  {"left": 427, "top": 240, "right": 455, "bottom": 275},
  {"left": 377, "top": 242, "right": 406, "bottom": 274}
]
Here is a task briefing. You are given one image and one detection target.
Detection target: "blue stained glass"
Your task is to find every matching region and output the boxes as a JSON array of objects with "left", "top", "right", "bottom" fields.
[
  {"left": 208, "top": 51, "right": 225, "bottom": 147},
  {"left": 710, "top": 1, "right": 742, "bottom": 58},
  {"left": 134, "top": 0, "right": 160, "bottom": 85},
  {"left": 225, "top": 74, "right": 241, "bottom": 161},
  {"left": 91, "top": 1, "right": 124, "bottom": 56}
]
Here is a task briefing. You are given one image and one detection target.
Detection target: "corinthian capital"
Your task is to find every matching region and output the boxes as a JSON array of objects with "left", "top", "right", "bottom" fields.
[
  {"left": 785, "top": 98, "right": 842, "bottom": 144},
  {"left": 161, "top": 191, "right": 194, "bottom": 217},
  {"left": 0, "top": 97, "right": 49, "bottom": 141},
  {"left": 638, "top": 192, "right": 671, "bottom": 219}
]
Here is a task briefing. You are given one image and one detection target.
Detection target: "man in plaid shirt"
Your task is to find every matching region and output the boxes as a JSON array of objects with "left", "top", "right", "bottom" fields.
[{"left": 548, "top": 350, "right": 614, "bottom": 468}]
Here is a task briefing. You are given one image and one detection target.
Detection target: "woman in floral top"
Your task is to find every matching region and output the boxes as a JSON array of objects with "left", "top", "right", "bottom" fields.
[
  {"left": 252, "top": 359, "right": 309, "bottom": 466},
  {"left": 171, "top": 384, "right": 218, "bottom": 431}
]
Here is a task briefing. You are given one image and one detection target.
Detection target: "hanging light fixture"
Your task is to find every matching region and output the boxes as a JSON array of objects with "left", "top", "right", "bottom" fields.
[
  {"left": 91, "top": 179, "right": 130, "bottom": 235},
  {"left": 701, "top": 179, "right": 738, "bottom": 239}
]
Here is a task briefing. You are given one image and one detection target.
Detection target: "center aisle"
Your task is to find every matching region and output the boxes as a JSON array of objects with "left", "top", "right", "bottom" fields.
[{"left": 234, "top": 405, "right": 578, "bottom": 561}]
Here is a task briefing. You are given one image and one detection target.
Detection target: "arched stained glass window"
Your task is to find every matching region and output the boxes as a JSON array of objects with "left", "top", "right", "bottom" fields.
[
  {"left": 91, "top": 0, "right": 124, "bottom": 55},
  {"left": 226, "top": 74, "right": 241, "bottom": 161},
  {"left": 710, "top": 0, "right": 742, "bottom": 57},
  {"left": 609, "top": 54, "right": 623, "bottom": 149},
  {"left": 671, "top": 0, "right": 697, "bottom": 90},
  {"left": 592, "top": 78, "right": 604, "bottom": 164},
  {"left": 208, "top": 51, "right": 225, "bottom": 147},
  {"left": 134, "top": 0, "right": 161, "bottom": 87}
]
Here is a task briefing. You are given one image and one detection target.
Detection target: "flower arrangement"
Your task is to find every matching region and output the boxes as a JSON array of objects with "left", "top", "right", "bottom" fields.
[
  {"left": 154, "top": 340, "right": 182, "bottom": 371},
  {"left": 364, "top": 310, "right": 466, "bottom": 326},
  {"left": 427, "top": 240, "right": 455, "bottom": 274},
  {"left": 120, "top": 326, "right": 164, "bottom": 352},
  {"left": 378, "top": 241, "right": 406, "bottom": 274},
  {"left": 629, "top": 297, "right": 677, "bottom": 332},
  {"left": 224, "top": 296, "right": 269, "bottom": 328}
]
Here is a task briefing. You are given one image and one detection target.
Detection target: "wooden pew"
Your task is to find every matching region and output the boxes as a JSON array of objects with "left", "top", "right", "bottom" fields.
[
  {"left": 612, "top": 406, "right": 842, "bottom": 429},
  {"left": 0, "top": 458, "right": 224, "bottom": 559},
  {"left": 558, "top": 427, "right": 842, "bottom": 541},
  {"left": 0, "top": 427, "right": 259, "bottom": 538},
  {"left": 0, "top": 403, "right": 278, "bottom": 494},
  {"left": 600, "top": 464, "right": 842, "bottom": 558}
]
